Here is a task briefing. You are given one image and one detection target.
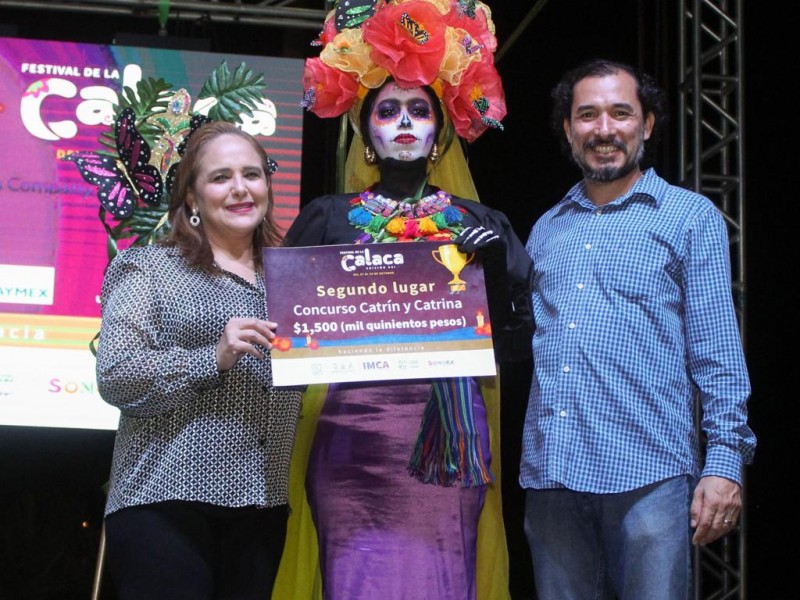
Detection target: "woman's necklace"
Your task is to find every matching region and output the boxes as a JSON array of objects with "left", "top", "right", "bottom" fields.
[{"left": 348, "top": 188, "right": 466, "bottom": 243}]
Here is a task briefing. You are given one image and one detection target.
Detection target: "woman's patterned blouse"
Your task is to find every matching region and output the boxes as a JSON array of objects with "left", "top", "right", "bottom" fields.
[{"left": 96, "top": 244, "right": 302, "bottom": 516}]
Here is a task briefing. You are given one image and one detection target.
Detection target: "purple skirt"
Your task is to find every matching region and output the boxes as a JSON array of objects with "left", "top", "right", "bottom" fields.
[{"left": 305, "top": 379, "right": 490, "bottom": 600}]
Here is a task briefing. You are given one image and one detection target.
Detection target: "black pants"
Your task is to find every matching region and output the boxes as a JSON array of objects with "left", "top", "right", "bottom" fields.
[{"left": 104, "top": 500, "right": 289, "bottom": 600}]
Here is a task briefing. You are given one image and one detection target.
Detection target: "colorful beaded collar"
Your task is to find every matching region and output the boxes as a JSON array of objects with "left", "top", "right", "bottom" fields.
[{"left": 348, "top": 188, "right": 466, "bottom": 243}]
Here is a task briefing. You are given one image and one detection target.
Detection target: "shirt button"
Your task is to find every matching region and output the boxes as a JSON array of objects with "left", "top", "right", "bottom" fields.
[
  {"left": 258, "top": 438, "right": 266, "bottom": 447},
  {"left": 568, "top": 322, "right": 576, "bottom": 329},
  {"left": 584, "top": 243, "right": 592, "bottom": 250},
  {"left": 577, "top": 283, "right": 585, "bottom": 290},
  {"left": 559, "top": 410, "right": 567, "bottom": 417},
  {"left": 595, "top": 209, "right": 603, "bottom": 216},
  {"left": 562, "top": 365, "right": 570, "bottom": 373}
]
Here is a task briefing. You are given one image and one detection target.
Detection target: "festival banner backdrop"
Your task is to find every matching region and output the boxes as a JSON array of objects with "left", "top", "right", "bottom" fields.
[
  {"left": 0, "top": 37, "right": 305, "bottom": 429},
  {"left": 263, "top": 243, "right": 497, "bottom": 386}
]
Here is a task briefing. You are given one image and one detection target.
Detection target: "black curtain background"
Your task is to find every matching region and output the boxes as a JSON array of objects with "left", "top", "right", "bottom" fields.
[{"left": 0, "top": 2, "right": 793, "bottom": 598}]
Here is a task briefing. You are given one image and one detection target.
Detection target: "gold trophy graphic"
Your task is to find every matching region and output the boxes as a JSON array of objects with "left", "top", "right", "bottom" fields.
[{"left": 432, "top": 244, "right": 474, "bottom": 292}]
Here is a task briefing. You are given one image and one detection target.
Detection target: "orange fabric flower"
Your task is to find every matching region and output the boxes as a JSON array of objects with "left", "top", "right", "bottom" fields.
[
  {"left": 302, "top": 58, "right": 360, "bottom": 118},
  {"left": 321, "top": 29, "right": 389, "bottom": 90},
  {"left": 363, "top": 0, "right": 447, "bottom": 88},
  {"left": 439, "top": 27, "right": 481, "bottom": 86}
]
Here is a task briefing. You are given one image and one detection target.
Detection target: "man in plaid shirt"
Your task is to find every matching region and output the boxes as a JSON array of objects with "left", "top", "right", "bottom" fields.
[{"left": 519, "top": 58, "right": 756, "bottom": 600}]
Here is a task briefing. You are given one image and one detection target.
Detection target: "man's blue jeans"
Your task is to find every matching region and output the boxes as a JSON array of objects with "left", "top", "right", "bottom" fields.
[{"left": 524, "top": 476, "right": 693, "bottom": 600}]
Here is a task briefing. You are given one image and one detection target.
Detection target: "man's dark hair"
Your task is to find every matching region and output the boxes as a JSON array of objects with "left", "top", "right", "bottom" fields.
[{"left": 550, "top": 59, "right": 668, "bottom": 156}]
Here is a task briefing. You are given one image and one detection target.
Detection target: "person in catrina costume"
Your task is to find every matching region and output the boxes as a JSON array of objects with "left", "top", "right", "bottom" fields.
[{"left": 273, "top": 2, "right": 532, "bottom": 599}]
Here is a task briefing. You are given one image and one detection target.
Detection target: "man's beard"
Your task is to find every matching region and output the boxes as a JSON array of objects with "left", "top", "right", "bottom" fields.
[{"left": 572, "top": 135, "right": 646, "bottom": 182}]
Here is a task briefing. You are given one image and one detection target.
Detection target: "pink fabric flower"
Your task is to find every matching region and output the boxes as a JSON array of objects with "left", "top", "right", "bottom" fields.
[
  {"left": 446, "top": 1, "right": 498, "bottom": 54},
  {"left": 318, "top": 11, "right": 338, "bottom": 45},
  {"left": 302, "top": 57, "right": 360, "bottom": 118},
  {"left": 443, "top": 58, "right": 506, "bottom": 142},
  {"left": 363, "top": 0, "right": 447, "bottom": 88}
]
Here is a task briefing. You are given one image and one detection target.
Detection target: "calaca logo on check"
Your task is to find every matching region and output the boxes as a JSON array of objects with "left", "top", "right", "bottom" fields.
[{"left": 340, "top": 248, "right": 405, "bottom": 272}]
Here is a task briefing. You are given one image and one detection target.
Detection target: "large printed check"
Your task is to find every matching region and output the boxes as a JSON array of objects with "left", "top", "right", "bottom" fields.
[{"left": 263, "top": 242, "right": 496, "bottom": 386}]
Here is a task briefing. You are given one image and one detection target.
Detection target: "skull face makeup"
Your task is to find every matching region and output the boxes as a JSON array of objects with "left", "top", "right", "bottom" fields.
[{"left": 368, "top": 83, "right": 437, "bottom": 162}]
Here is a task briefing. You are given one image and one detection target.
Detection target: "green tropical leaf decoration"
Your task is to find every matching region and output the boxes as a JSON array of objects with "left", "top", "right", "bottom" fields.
[
  {"left": 98, "top": 77, "right": 173, "bottom": 152},
  {"left": 102, "top": 203, "right": 171, "bottom": 255},
  {"left": 198, "top": 61, "right": 267, "bottom": 123}
]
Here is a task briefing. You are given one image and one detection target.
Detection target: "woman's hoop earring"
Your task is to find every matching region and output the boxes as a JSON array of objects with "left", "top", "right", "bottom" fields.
[
  {"left": 189, "top": 208, "right": 201, "bottom": 227},
  {"left": 428, "top": 143, "right": 440, "bottom": 164},
  {"left": 364, "top": 145, "right": 378, "bottom": 165}
]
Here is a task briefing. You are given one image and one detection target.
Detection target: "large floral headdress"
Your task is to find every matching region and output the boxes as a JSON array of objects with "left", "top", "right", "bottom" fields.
[{"left": 301, "top": 0, "right": 505, "bottom": 144}]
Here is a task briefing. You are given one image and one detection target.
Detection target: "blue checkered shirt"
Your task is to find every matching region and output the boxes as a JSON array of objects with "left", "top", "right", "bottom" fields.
[{"left": 519, "top": 168, "right": 755, "bottom": 493}]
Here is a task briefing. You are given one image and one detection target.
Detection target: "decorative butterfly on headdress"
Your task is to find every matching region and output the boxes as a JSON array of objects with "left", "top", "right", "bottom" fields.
[
  {"left": 65, "top": 107, "right": 164, "bottom": 220},
  {"left": 399, "top": 12, "right": 430, "bottom": 45},
  {"left": 66, "top": 96, "right": 215, "bottom": 220},
  {"left": 473, "top": 96, "right": 504, "bottom": 131},
  {"left": 456, "top": 0, "right": 478, "bottom": 19},
  {"left": 334, "top": 0, "right": 379, "bottom": 31}
]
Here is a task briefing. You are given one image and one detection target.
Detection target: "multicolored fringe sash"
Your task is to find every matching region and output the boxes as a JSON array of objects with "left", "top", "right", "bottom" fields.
[{"left": 408, "top": 377, "right": 494, "bottom": 487}]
